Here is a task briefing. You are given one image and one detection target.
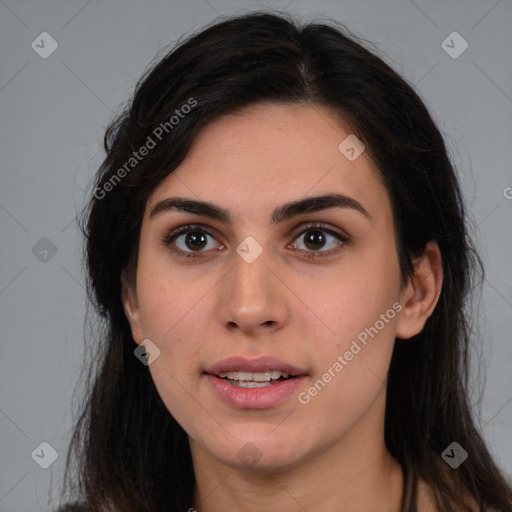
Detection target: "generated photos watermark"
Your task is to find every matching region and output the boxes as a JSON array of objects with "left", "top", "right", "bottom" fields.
[
  {"left": 298, "top": 302, "right": 403, "bottom": 404},
  {"left": 93, "top": 97, "right": 197, "bottom": 200}
]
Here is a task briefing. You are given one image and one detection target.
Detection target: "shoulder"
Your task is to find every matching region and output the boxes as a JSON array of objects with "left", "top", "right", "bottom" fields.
[
  {"left": 416, "top": 479, "right": 439, "bottom": 512},
  {"left": 417, "top": 478, "right": 484, "bottom": 512}
]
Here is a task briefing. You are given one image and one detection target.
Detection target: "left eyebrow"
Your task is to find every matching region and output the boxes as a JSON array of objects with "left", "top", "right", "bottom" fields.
[{"left": 149, "top": 193, "right": 371, "bottom": 224}]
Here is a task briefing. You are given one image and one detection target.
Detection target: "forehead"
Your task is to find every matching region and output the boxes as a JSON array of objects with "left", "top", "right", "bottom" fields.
[{"left": 146, "top": 102, "right": 392, "bottom": 225}]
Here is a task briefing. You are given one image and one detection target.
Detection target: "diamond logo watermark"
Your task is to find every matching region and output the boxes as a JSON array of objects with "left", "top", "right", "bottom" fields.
[
  {"left": 237, "top": 442, "right": 262, "bottom": 468},
  {"left": 31, "top": 32, "right": 59, "bottom": 59},
  {"left": 236, "top": 236, "right": 263, "bottom": 263},
  {"left": 338, "top": 134, "right": 365, "bottom": 161},
  {"left": 31, "top": 441, "right": 58, "bottom": 469},
  {"left": 441, "top": 32, "right": 468, "bottom": 59},
  {"left": 134, "top": 338, "right": 161, "bottom": 365},
  {"left": 32, "top": 237, "right": 58, "bottom": 263},
  {"left": 442, "top": 441, "right": 468, "bottom": 469}
]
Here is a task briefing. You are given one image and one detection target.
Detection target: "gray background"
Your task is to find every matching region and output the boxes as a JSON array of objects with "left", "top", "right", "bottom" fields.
[{"left": 0, "top": 0, "right": 511, "bottom": 510}]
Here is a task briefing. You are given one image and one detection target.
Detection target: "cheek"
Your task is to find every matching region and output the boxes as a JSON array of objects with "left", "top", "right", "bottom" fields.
[
  {"left": 301, "top": 313, "right": 397, "bottom": 439},
  {"left": 135, "top": 279, "right": 211, "bottom": 419},
  {"left": 146, "top": 360, "right": 208, "bottom": 445},
  {"left": 301, "top": 253, "right": 400, "bottom": 411},
  {"left": 310, "top": 260, "right": 400, "bottom": 350},
  {"left": 137, "top": 276, "right": 208, "bottom": 428},
  {"left": 312, "top": 286, "right": 398, "bottom": 387},
  {"left": 135, "top": 251, "right": 210, "bottom": 343}
]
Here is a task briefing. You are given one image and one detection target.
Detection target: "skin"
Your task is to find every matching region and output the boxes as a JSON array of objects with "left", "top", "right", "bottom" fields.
[{"left": 123, "top": 102, "right": 443, "bottom": 511}]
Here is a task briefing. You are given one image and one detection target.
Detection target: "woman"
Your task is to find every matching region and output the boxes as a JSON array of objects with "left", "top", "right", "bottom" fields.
[{"left": 58, "top": 11, "right": 512, "bottom": 512}]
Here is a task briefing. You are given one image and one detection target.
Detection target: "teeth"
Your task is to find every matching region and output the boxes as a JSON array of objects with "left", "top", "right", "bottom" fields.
[
  {"left": 237, "top": 371, "right": 256, "bottom": 382},
  {"left": 217, "top": 370, "right": 291, "bottom": 382},
  {"left": 233, "top": 381, "right": 272, "bottom": 388}
]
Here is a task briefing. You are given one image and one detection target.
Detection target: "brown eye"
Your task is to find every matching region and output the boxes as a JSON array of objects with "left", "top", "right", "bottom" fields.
[
  {"left": 292, "top": 224, "right": 348, "bottom": 257},
  {"left": 183, "top": 231, "right": 208, "bottom": 251},
  {"left": 303, "top": 230, "right": 327, "bottom": 251},
  {"left": 162, "top": 224, "right": 221, "bottom": 257}
]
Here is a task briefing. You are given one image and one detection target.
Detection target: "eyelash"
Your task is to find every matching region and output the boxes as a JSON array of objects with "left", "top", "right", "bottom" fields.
[{"left": 161, "top": 222, "right": 350, "bottom": 260}]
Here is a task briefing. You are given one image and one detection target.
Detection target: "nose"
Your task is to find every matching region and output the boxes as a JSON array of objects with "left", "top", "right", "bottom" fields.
[{"left": 217, "top": 248, "right": 289, "bottom": 336}]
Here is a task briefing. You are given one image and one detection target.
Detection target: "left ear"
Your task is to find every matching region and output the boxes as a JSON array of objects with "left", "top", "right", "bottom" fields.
[{"left": 395, "top": 241, "right": 443, "bottom": 340}]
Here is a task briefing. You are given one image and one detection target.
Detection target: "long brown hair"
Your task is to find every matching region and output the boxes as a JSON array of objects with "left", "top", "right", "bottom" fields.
[{"left": 59, "top": 11, "right": 512, "bottom": 512}]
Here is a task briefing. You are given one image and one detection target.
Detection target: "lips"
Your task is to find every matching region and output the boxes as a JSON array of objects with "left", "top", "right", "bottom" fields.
[
  {"left": 205, "top": 355, "right": 307, "bottom": 377},
  {"left": 204, "top": 356, "right": 309, "bottom": 409}
]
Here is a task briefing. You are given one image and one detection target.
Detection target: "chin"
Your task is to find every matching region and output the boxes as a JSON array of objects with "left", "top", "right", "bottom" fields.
[{"left": 210, "top": 434, "right": 307, "bottom": 473}]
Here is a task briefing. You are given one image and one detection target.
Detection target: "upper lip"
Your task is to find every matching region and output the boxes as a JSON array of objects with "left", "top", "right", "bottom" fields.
[{"left": 205, "top": 356, "right": 308, "bottom": 377}]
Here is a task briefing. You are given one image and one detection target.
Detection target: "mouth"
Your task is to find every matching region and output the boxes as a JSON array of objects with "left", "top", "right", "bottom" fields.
[
  {"left": 205, "top": 355, "right": 307, "bottom": 381},
  {"left": 204, "top": 356, "right": 308, "bottom": 409},
  {"left": 215, "top": 370, "right": 295, "bottom": 388}
]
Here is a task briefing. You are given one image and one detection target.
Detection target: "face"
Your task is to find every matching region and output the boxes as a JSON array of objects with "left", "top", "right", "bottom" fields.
[{"left": 124, "top": 102, "right": 412, "bottom": 473}]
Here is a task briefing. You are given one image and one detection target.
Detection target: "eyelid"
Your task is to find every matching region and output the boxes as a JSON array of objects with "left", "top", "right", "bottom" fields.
[
  {"left": 162, "top": 223, "right": 218, "bottom": 245},
  {"left": 292, "top": 222, "right": 349, "bottom": 241}
]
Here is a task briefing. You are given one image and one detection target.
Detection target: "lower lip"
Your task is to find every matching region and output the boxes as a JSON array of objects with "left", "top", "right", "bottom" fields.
[{"left": 205, "top": 374, "right": 308, "bottom": 409}]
